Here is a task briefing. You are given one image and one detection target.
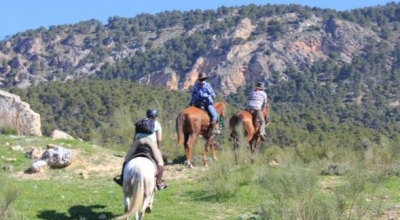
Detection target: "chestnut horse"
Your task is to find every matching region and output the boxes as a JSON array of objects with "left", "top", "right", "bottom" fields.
[
  {"left": 229, "top": 104, "right": 269, "bottom": 163},
  {"left": 176, "top": 102, "right": 227, "bottom": 168}
]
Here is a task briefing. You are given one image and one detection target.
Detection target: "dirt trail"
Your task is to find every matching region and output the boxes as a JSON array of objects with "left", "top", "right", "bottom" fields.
[{"left": 13, "top": 149, "right": 205, "bottom": 181}]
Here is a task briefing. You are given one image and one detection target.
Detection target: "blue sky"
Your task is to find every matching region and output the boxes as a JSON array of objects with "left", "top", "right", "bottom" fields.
[{"left": 0, "top": 0, "right": 397, "bottom": 39}]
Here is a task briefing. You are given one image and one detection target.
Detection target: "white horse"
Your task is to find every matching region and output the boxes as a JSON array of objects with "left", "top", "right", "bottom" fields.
[{"left": 115, "top": 156, "right": 157, "bottom": 220}]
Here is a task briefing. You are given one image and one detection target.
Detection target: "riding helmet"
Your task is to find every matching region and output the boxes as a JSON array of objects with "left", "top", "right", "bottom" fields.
[{"left": 146, "top": 109, "right": 158, "bottom": 118}]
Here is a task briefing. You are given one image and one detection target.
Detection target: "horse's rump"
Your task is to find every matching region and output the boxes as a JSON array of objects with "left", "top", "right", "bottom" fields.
[
  {"left": 245, "top": 109, "right": 262, "bottom": 128},
  {"left": 176, "top": 106, "right": 211, "bottom": 144},
  {"left": 230, "top": 110, "right": 256, "bottom": 138},
  {"left": 116, "top": 157, "right": 156, "bottom": 219}
]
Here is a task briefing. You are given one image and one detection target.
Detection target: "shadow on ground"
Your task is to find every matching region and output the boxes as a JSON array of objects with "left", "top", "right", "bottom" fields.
[
  {"left": 185, "top": 190, "right": 235, "bottom": 203},
  {"left": 37, "top": 204, "right": 115, "bottom": 220}
]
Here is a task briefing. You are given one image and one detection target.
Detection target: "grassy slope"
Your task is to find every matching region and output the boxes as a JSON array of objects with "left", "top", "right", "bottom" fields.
[
  {"left": 0, "top": 135, "right": 261, "bottom": 220},
  {"left": 2, "top": 134, "right": 400, "bottom": 220}
]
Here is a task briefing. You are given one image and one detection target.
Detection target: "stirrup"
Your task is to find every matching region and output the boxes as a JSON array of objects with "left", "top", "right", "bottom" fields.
[
  {"left": 157, "top": 182, "right": 168, "bottom": 190},
  {"left": 214, "top": 129, "right": 221, "bottom": 135},
  {"left": 113, "top": 175, "right": 123, "bottom": 187}
]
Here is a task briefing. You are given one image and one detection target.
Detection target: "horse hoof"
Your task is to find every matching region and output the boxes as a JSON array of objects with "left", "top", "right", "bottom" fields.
[
  {"left": 184, "top": 161, "right": 192, "bottom": 168},
  {"left": 188, "top": 164, "right": 193, "bottom": 169},
  {"left": 145, "top": 206, "right": 152, "bottom": 213}
]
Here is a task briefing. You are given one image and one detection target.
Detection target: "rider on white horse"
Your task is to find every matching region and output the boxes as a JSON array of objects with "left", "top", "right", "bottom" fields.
[{"left": 114, "top": 109, "right": 168, "bottom": 190}]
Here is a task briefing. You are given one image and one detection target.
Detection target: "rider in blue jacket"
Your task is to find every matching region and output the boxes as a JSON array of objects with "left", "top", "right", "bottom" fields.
[{"left": 189, "top": 73, "right": 219, "bottom": 133}]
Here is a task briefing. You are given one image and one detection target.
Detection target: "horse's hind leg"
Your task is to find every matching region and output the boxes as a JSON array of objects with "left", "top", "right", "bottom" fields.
[
  {"left": 234, "top": 139, "right": 239, "bottom": 164},
  {"left": 183, "top": 133, "right": 192, "bottom": 168},
  {"left": 203, "top": 136, "right": 215, "bottom": 167},
  {"left": 249, "top": 138, "right": 259, "bottom": 164},
  {"left": 210, "top": 139, "right": 218, "bottom": 161},
  {"left": 203, "top": 141, "right": 209, "bottom": 167},
  {"left": 140, "top": 195, "right": 152, "bottom": 219},
  {"left": 185, "top": 134, "right": 199, "bottom": 168},
  {"left": 123, "top": 186, "right": 132, "bottom": 213},
  {"left": 145, "top": 190, "right": 155, "bottom": 213},
  {"left": 203, "top": 148, "right": 208, "bottom": 167}
]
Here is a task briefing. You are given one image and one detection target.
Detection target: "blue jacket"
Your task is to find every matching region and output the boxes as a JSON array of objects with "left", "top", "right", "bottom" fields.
[{"left": 189, "top": 82, "right": 216, "bottom": 105}]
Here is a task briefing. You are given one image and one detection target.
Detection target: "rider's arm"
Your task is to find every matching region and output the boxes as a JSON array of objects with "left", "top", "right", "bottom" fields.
[
  {"left": 131, "top": 132, "right": 137, "bottom": 145},
  {"left": 206, "top": 83, "right": 216, "bottom": 99},
  {"left": 156, "top": 131, "right": 162, "bottom": 148},
  {"left": 156, "top": 122, "right": 162, "bottom": 148},
  {"left": 263, "top": 92, "right": 268, "bottom": 107}
]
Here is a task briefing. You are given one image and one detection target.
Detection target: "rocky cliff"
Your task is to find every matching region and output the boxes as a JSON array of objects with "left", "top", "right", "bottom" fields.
[{"left": 0, "top": 90, "right": 42, "bottom": 136}]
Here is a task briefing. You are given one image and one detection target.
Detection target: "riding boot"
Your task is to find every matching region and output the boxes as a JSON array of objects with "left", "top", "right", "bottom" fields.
[
  {"left": 113, "top": 161, "right": 127, "bottom": 187},
  {"left": 156, "top": 165, "right": 168, "bottom": 190},
  {"left": 214, "top": 120, "right": 221, "bottom": 134}
]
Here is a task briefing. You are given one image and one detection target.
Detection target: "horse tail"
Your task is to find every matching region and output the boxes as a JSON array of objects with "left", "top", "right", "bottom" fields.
[
  {"left": 116, "top": 172, "right": 144, "bottom": 219},
  {"left": 176, "top": 112, "right": 185, "bottom": 145},
  {"left": 230, "top": 112, "right": 242, "bottom": 139}
]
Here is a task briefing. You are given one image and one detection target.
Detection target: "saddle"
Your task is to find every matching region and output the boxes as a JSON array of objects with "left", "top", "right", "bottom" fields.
[
  {"left": 193, "top": 101, "right": 212, "bottom": 123},
  {"left": 192, "top": 101, "right": 221, "bottom": 135},
  {"left": 245, "top": 109, "right": 261, "bottom": 130},
  {"left": 129, "top": 145, "right": 157, "bottom": 170},
  {"left": 193, "top": 101, "right": 206, "bottom": 111}
]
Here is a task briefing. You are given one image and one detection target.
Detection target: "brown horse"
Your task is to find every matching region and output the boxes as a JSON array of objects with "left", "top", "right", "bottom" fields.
[
  {"left": 229, "top": 104, "right": 270, "bottom": 163},
  {"left": 176, "top": 102, "right": 227, "bottom": 168}
]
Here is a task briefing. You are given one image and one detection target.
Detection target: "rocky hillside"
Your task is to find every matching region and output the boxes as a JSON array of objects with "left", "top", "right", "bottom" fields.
[{"left": 1, "top": 3, "right": 400, "bottom": 105}]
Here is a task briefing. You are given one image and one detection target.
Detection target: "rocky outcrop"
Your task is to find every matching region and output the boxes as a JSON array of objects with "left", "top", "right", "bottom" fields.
[
  {"left": 0, "top": 90, "right": 42, "bottom": 136},
  {"left": 231, "top": 17, "right": 254, "bottom": 40},
  {"left": 51, "top": 130, "right": 74, "bottom": 140},
  {"left": 160, "top": 16, "right": 380, "bottom": 95},
  {"left": 29, "top": 145, "right": 74, "bottom": 173}
]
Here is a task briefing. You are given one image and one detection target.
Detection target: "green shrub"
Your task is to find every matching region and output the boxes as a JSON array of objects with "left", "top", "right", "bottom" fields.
[
  {"left": 0, "top": 178, "right": 23, "bottom": 220},
  {"left": 0, "top": 122, "right": 17, "bottom": 135},
  {"left": 321, "top": 163, "right": 352, "bottom": 176},
  {"left": 331, "top": 167, "right": 386, "bottom": 219},
  {"left": 256, "top": 164, "right": 338, "bottom": 220}
]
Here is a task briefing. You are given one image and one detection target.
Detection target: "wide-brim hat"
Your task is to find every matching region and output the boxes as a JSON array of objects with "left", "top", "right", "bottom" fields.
[
  {"left": 198, "top": 73, "right": 209, "bottom": 80},
  {"left": 256, "top": 82, "right": 266, "bottom": 90}
]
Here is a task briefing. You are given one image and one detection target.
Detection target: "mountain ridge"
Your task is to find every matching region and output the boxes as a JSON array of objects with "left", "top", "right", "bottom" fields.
[{"left": 0, "top": 3, "right": 398, "bottom": 97}]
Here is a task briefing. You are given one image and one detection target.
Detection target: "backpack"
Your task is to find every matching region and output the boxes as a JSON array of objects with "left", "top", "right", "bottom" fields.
[{"left": 135, "top": 118, "right": 155, "bottom": 134}]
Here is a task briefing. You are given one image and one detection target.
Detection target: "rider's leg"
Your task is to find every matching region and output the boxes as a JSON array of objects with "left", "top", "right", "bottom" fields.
[
  {"left": 114, "top": 139, "right": 140, "bottom": 186},
  {"left": 207, "top": 104, "right": 220, "bottom": 133},
  {"left": 156, "top": 165, "right": 167, "bottom": 190},
  {"left": 113, "top": 161, "right": 127, "bottom": 186},
  {"left": 124, "top": 139, "right": 140, "bottom": 161},
  {"left": 142, "top": 139, "right": 168, "bottom": 190},
  {"left": 256, "top": 110, "right": 267, "bottom": 140}
]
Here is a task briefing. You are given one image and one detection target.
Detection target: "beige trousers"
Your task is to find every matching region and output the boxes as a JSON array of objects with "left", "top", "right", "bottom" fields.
[
  {"left": 124, "top": 137, "right": 164, "bottom": 166},
  {"left": 256, "top": 110, "right": 266, "bottom": 136}
]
